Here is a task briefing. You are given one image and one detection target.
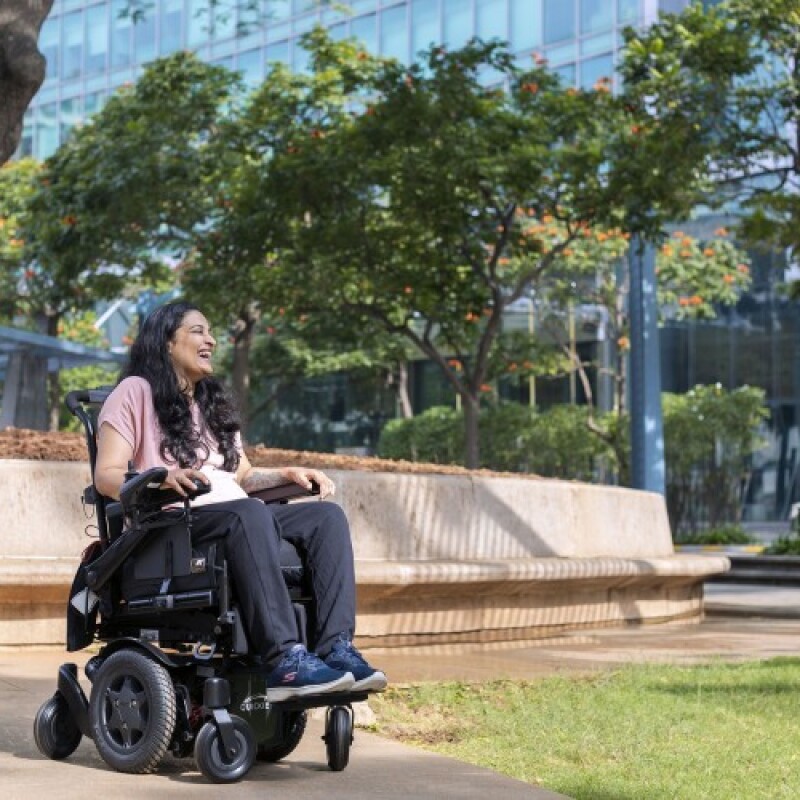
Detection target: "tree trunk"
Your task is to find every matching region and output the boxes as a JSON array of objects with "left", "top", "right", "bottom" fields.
[
  {"left": 231, "top": 311, "right": 255, "bottom": 437},
  {"left": 395, "top": 360, "right": 413, "bottom": 419},
  {"left": 0, "top": 1, "right": 54, "bottom": 166},
  {"left": 462, "top": 393, "right": 480, "bottom": 469}
]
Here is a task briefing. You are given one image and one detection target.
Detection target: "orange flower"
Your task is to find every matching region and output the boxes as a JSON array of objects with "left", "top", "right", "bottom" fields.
[
  {"left": 521, "top": 82, "right": 539, "bottom": 95},
  {"left": 542, "top": 214, "right": 554, "bottom": 223},
  {"left": 690, "top": 295, "right": 703, "bottom": 306},
  {"left": 508, "top": 362, "right": 518, "bottom": 372},
  {"left": 617, "top": 336, "right": 630, "bottom": 350},
  {"left": 566, "top": 88, "right": 578, "bottom": 96},
  {"left": 523, "top": 360, "right": 533, "bottom": 369},
  {"left": 480, "top": 384, "right": 492, "bottom": 393},
  {"left": 723, "top": 274, "right": 735, "bottom": 284},
  {"left": 498, "top": 257, "right": 510, "bottom": 266},
  {"left": 448, "top": 359, "right": 462, "bottom": 371},
  {"left": 681, "top": 237, "right": 692, "bottom": 247},
  {"left": 678, "top": 297, "right": 690, "bottom": 307},
  {"left": 465, "top": 312, "right": 479, "bottom": 322},
  {"left": 403, "top": 285, "right": 413, "bottom": 294},
  {"left": 703, "top": 247, "right": 715, "bottom": 257},
  {"left": 680, "top": 249, "right": 692, "bottom": 258},
  {"left": 9, "top": 238, "right": 24, "bottom": 247},
  {"left": 737, "top": 263, "right": 750, "bottom": 274},
  {"left": 563, "top": 248, "right": 574, "bottom": 256},
  {"left": 661, "top": 244, "right": 674, "bottom": 256},
  {"left": 672, "top": 231, "right": 685, "bottom": 239},
  {"left": 593, "top": 80, "right": 610, "bottom": 93},
  {"left": 714, "top": 227, "right": 728, "bottom": 237}
]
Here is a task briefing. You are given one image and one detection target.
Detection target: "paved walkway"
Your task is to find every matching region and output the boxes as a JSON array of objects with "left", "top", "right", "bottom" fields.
[{"left": 3, "top": 585, "right": 800, "bottom": 800}]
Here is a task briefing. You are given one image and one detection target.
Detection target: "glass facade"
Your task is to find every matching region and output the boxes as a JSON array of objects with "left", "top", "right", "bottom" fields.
[{"left": 23, "top": 0, "right": 651, "bottom": 159}]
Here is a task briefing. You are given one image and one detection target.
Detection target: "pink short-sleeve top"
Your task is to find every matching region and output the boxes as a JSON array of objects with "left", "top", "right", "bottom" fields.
[{"left": 97, "top": 376, "right": 247, "bottom": 507}]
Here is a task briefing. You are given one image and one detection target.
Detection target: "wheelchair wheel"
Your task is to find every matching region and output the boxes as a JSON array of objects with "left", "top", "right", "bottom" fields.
[
  {"left": 34, "top": 693, "right": 82, "bottom": 760},
  {"left": 256, "top": 710, "right": 307, "bottom": 762},
  {"left": 88, "top": 649, "right": 176, "bottom": 774},
  {"left": 194, "top": 715, "right": 255, "bottom": 783},
  {"left": 324, "top": 706, "right": 352, "bottom": 772}
]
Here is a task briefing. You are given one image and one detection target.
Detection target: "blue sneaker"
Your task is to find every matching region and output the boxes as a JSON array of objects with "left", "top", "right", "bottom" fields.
[
  {"left": 324, "top": 636, "right": 388, "bottom": 693},
  {"left": 266, "top": 644, "right": 355, "bottom": 702}
]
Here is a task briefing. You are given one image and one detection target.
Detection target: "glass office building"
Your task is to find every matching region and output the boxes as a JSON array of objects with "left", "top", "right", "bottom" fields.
[
  {"left": 20, "top": 0, "right": 800, "bottom": 521},
  {"left": 21, "top": 0, "right": 654, "bottom": 160}
]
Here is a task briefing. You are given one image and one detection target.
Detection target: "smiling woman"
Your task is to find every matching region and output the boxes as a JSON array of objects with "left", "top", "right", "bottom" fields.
[{"left": 92, "top": 299, "right": 387, "bottom": 700}]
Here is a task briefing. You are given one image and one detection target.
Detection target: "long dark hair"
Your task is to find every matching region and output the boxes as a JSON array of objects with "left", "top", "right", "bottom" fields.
[{"left": 121, "top": 300, "right": 241, "bottom": 471}]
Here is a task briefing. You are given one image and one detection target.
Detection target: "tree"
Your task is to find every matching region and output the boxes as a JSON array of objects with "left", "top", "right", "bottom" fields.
[
  {"left": 248, "top": 33, "right": 725, "bottom": 468},
  {"left": 621, "top": 0, "right": 800, "bottom": 258},
  {"left": 531, "top": 224, "right": 752, "bottom": 481},
  {"left": 0, "top": 1, "right": 53, "bottom": 165}
]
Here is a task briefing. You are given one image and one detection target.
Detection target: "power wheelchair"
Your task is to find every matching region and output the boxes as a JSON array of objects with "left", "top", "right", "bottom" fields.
[{"left": 34, "top": 388, "right": 367, "bottom": 782}]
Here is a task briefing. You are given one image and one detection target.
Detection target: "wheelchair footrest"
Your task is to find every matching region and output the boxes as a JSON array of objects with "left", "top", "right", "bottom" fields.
[{"left": 126, "top": 589, "right": 216, "bottom": 612}]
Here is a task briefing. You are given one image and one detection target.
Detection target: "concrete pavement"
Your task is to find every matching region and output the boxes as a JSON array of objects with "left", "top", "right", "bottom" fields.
[{"left": 3, "top": 584, "right": 800, "bottom": 800}]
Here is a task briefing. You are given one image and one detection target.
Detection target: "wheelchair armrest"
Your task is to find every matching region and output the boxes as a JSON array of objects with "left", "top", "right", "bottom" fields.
[
  {"left": 248, "top": 480, "right": 320, "bottom": 504},
  {"left": 119, "top": 467, "right": 211, "bottom": 514}
]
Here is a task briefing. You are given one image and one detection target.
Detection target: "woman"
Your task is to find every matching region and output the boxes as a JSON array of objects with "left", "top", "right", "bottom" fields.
[{"left": 94, "top": 300, "right": 386, "bottom": 701}]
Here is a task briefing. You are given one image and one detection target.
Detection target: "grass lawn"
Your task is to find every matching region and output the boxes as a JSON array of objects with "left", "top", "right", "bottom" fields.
[{"left": 369, "top": 658, "right": 800, "bottom": 799}]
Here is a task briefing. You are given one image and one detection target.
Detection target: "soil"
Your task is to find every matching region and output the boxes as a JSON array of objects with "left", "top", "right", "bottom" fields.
[{"left": 0, "top": 427, "right": 541, "bottom": 480}]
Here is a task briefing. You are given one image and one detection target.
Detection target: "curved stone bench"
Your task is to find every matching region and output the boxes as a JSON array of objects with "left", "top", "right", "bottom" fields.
[{"left": 0, "top": 460, "right": 728, "bottom": 647}]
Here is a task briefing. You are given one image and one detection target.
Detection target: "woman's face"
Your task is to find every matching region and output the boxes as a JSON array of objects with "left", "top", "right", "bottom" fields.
[{"left": 167, "top": 310, "right": 216, "bottom": 389}]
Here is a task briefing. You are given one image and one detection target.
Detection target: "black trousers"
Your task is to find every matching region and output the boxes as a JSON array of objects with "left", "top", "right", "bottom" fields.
[{"left": 190, "top": 497, "right": 356, "bottom": 666}]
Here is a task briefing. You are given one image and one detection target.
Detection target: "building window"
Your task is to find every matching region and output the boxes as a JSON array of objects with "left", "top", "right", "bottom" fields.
[
  {"left": 238, "top": 48, "right": 262, "bottom": 87},
  {"left": 134, "top": 10, "right": 157, "bottom": 65},
  {"left": 477, "top": 0, "right": 507, "bottom": 42},
  {"left": 84, "top": 90, "right": 107, "bottom": 118},
  {"left": 411, "top": 0, "right": 440, "bottom": 58},
  {"left": 187, "top": 0, "right": 209, "bottom": 48},
  {"left": 580, "top": 0, "right": 613, "bottom": 34},
  {"left": 443, "top": 0, "right": 473, "bottom": 47},
  {"left": 37, "top": 103, "right": 58, "bottom": 159},
  {"left": 266, "top": 40, "right": 289, "bottom": 65},
  {"left": 351, "top": 14, "right": 377, "bottom": 52},
  {"left": 40, "top": 17, "right": 59, "bottom": 80},
  {"left": 618, "top": 0, "right": 639, "bottom": 23},
  {"left": 62, "top": 10, "right": 84, "bottom": 79},
  {"left": 544, "top": 0, "right": 575, "bottom": 44},
  {"left": 580, "top": 52, "right": 613, "bottom": 88},
  {"left": 381, "top": 5, "right": 408, "bottom": 63},
  {"left": 111, "top": 0, "right": 132, "bottom": 69},
  {"left": 86, "top": 4, "right": 109, "bottom": 74},
  {"left": 510, "top": 0, "right": 543, "bottom": 53},
  {"left": 60, "top": 98, "right": 80, "bottom": 142},
  {"left": 160, "top": 0, "right": 184, "bottom": 55}
]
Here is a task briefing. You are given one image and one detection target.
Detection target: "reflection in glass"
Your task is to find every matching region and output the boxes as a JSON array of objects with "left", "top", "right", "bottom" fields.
[
  {"left": 477, "top": 0, "right": 506, "bottom": 42},
  {"left": 381, "top": 5, "right": 408, "bottom": 63},
  {"left": 351, "top": 14, "right": 377, "bottom": 52},
  {"left": 266, "top": 40, "right": 289, "bottom": 65},
  {"left": 580, "top": 52, "right": 613, "bottom": 89},
  {"left": 443, "top": 0, "right": 472, "bottom": 47},
  {"left": 160, "top": 0, "right": 183, "bottom": 55},
  {"left": 411, "top": 0, "right": 439, "bottom": 59},
  {"left": 510, "top": 0, "right": 542, "bottom": 53},
  {"left": 40, "top": 17, "right": 60, "bottom": 80},
  {"left": 238, "top": 49, "right": 262, "bottom": 87},
  {"left": 580, "top": 0, "right": 613, "bottom": 34},
  {"left": 63, "top": 11, "right": 84, "bottom": 79},
  {"left": 38, "top": 103, "right": 58, "bottom": 159},
  {"left": 187, "top": 0, "right": 209, "bottom": 48},
  {"left": 618, "top": 0, "right": 639, "bottom": 23},
  {"left": 544, "top": 0, "right": 575, "bottom": 44},
  {"left": 134, "top": 9, "right": 156, "bottom": 64},
  {"left": 86, "top": 5, "right": 109, "bottom": 74}
]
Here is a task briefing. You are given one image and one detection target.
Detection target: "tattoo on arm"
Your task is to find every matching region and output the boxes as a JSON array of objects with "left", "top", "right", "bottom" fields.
[{"left": 241, "top": 469, "right": 289, "bottom": 492}]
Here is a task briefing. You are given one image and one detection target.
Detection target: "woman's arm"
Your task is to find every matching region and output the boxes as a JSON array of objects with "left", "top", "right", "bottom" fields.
[
  {"left": 236, "top": 450, "right": 336, "bottom": 499},
  {"left": 95, "top": 423, "right": 209, "bottom": 500}
]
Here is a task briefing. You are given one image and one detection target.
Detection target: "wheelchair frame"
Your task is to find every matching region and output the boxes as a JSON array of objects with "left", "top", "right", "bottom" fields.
[{"left": 34, "top": 388, "right": 367, "bottom": 781}]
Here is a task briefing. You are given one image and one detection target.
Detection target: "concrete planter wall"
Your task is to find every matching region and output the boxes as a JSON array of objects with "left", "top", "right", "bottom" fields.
[{"left": 0, "top": 460, "right": 728, "bottom": 647}]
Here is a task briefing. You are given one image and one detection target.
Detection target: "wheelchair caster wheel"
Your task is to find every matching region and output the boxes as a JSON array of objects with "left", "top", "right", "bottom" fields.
[
  {"left": 195, "top": 715, "right": 255, "bottom": 783},
  {"left": 34, "top": 694, "right": 82, "bottom": 760},
  {"left": 89, "top": 649, "right": 176, "bottom": 774},
  {"left": 324, "top": 706, "right": 352, "bottom": 772}
]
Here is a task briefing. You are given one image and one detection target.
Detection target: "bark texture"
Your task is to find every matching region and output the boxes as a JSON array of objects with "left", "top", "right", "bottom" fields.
[{"left": 0, "top": 1, "right": 53, "bottom": 165}]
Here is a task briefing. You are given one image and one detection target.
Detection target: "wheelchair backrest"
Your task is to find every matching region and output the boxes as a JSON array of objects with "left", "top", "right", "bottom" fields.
[{"left": 66, "top": 387, "right": 116, "bottom": 545}]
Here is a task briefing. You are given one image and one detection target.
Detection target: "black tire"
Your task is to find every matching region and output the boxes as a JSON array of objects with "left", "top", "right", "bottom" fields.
[
  {"left": 88, "top": 649, "right": 176, "bottom": 774},
  {"left": 325, "top": 706, "right": 352, "bottom": 772},
  {"left": 256, "top": 710, "right": 307, "bottom": 762},
  {"left": 194, "top": 715, "right": 255, "bottom": 783},
  {"left": 33, "top": 694, "right": 82, "bottom": 760}
]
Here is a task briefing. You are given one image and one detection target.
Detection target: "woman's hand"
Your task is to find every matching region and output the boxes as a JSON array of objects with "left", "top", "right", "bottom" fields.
[
  {"left": 160, "top": 467, "right": 210, "bottom": 497},
  {"left": 280, "top": 467, "right": 336, "bottom": 499}
]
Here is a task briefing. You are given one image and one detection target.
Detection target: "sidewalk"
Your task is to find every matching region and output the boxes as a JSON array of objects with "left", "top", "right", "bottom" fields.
[{"left": 3, "top": 584, "right": 800, "bottom": 800}]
